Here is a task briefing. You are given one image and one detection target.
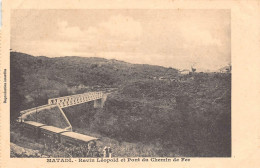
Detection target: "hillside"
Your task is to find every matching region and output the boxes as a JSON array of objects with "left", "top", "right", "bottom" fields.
[
  {"left": 10, "top": 52, "right": 178, "bottom": 119},
  {"left": 62, "top": 73, "right": 231, "bottom": 157},
  {"left": 10, "top": 52, "right": 231, "bottom": 157}
]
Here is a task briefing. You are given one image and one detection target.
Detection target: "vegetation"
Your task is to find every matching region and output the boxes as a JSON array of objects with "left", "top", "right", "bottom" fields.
[
  {"left": 64, "top": 73, "right": 231, "bottom": 157},
  {"left": 10, "top": 52, "right": 231, "bottom": 157},
  {"left": 10, "top": 52, "right": 178, "bottom": 120}
]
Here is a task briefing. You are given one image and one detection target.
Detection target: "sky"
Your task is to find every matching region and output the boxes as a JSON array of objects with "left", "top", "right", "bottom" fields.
[{"left": 11, "top": 9, "right": 230, "bottom": 71}]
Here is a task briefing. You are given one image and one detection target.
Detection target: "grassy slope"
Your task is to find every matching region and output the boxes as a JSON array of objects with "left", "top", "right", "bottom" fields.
[
  {"left": 10, "top": 52, "right": 178, "bottom": 113},
  {"left": 63, "top": 73, "right": 231, "bottom": 157}
]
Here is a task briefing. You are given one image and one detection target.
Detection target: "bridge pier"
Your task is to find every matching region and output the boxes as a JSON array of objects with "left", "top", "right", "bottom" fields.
[{"left": 94, "top": 95, "right": 107, "bottom": 108}]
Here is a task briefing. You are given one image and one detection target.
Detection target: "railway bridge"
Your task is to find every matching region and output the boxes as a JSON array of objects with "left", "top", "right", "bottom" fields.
[
  {"left": 19, "top": 91, "right": 108, "bottom": 131},
  {"left": 48, "top": 91, "right": 107, "bottom": 108}
]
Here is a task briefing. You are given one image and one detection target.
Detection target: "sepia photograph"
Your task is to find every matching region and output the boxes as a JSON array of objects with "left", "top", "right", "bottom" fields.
[{"left": 10, "top": 9, "right": 231, "bottom": 158}]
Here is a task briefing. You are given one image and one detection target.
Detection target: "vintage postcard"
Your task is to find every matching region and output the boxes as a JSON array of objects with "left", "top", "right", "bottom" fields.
[{"left": 1, "top": 0, "right": 260, "bottom": 168}]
